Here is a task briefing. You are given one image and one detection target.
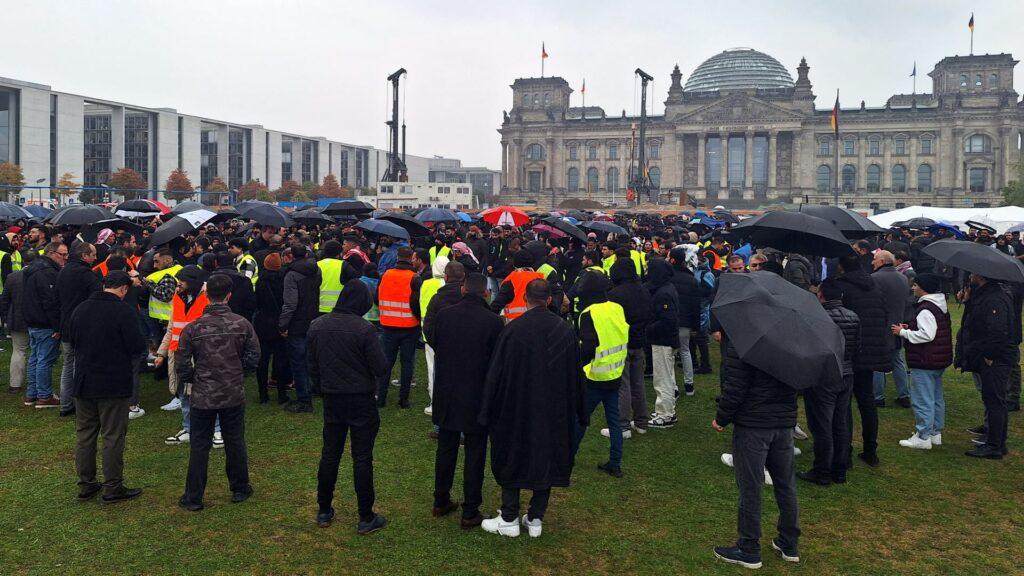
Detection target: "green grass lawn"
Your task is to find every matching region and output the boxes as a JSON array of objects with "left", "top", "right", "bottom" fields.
[{"left": 0, "top": 305, "right": 1021, "bottom": 575}]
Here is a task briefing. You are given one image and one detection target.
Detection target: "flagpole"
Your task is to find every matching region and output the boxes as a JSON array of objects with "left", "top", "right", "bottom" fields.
[
  {"left": 970, "top": 28, "right": 974, "bottom": 55},
  {"left": 912, "top": 61, "right": 917, "bottom": 95},
  {"left": 833, "top": 89, "right": 839, "bottom": 206}
]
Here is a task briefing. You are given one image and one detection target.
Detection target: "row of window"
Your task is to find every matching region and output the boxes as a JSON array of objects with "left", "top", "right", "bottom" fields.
[
  {"left": 566, "top": 142, "right": 661, "bottom": 161},
  {"left": 522, "top": 92, "right": 553, "bottom": 108},
  {"left": 565, "top": 166, "right": 662, "bottom": 193},
  {"left": 958, "top": 73, "right": 999, "bottom": 90},
  {"left": 816, "top": 163, "right": 939, "bottom": 193},
  {"left": 819, "top": 136, "right": 934, "bottom": 156}
]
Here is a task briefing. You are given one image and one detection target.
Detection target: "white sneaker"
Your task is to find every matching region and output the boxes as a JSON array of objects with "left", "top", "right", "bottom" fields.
[
  {"left": 630, "top": 422, "right": 648, "bottom": 435},
  {"left": 128, "top": 406, "right": 145, "bottom": 420},
  {"left": 764, "top": 470, "right": 774, "bottom": 485},
  {"left": 423, "top": 404, "right": 432, "bottom": 416},
  {"left": 481, "top": 511, "right": 520, "bottom": 537},
  {"left": 521, "top": 514, "right": 542, "bottom": 538},
  {"left": 930, "top": 433, "right": 943, "bottom": 446},
  {"left": 161, "top": 397, "right": 182, "bottom": 411},
  {"left": 165, "top": 430, "right": 190, "bottom": 445},
  {"left": 213, "top": 431, "right": 224, "bottom": 449},
  {"left": 899, "top": 432, "right": 932, "bottom": 450},
  {"left": 721, "top": 453, "right": 734, "bottom": 467},
  {"left": 390, "top": 379, "right": 417, "bottom": 387},
  {"left": 600, "top": 428, "right": 632, "bottom": 439},
  {"left": 793, "top": 424, "right": 808, "bottom": 440},
  {"left": 793, "top": 446, "right": 802, "bottom": 457}
]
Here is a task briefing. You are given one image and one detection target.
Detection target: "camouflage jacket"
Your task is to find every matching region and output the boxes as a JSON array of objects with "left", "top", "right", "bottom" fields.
[{"left": 175, "top": 303, "right": 261, "bottom": 410}]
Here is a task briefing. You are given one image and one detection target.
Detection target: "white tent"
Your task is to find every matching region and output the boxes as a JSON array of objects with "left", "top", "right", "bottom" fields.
[{"left": 868, "top": 205, "right": 1024, "bottom": 234}]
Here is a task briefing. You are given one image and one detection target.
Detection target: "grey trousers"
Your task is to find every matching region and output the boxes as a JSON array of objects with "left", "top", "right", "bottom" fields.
[
  {"left": 732, "top": 425, "right": 801, "bottom": 554},
  {"left": 8, "top": 331, "right": 29, "bottom": 389},
  {"left": 618, "top": 348, "right": 649, "bottom": 430},
  {"left": 75, "top": 397, "right": 131, "bottom": 496},
  {"left": 59, "top": 342, "right": 77, "bottom": 411}
]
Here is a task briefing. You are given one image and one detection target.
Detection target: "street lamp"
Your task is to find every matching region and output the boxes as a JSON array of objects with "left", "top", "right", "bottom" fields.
[{"left": 34, "top": 178, "right": 45, "bottom": 207}]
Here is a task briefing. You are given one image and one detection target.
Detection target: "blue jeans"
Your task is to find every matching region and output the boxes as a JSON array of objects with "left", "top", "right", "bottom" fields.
[
  {"left": 377, "top": 327, "right": 419, "bottom": 403},
  {"left": 873, "top": 347, "right": 909, "bottom": 401},
  {"left": 286, "top": 335, "right": 311, "bottom": 403},
  {"left": 909, "top": 368, "right": 945, "bottom": 439},
  {"left": 27, "top": 328, "right": 60, "bottom": 400},
  {"left": 573, "top": 385, "right": 622, "bottom": 468}
]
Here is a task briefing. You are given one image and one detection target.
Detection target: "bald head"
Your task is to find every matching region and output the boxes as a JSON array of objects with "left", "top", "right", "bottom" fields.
[{"left": 871, "top": 250, "right": 894, "bottom": 270}]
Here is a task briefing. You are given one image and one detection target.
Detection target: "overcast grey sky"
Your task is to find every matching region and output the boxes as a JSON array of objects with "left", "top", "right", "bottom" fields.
[{"left": 5, "top": 0, "right": 1022, "bottom": 169}]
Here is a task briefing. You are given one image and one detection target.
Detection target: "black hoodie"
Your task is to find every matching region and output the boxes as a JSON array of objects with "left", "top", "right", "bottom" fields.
[
  {"left": 645, "top": 258, "right": 680, "bottom": 348},
  {"left": 608, "top": 259, "right": 651, "bottom": 349},
  {"left": 307, "top": 280, "right": 388, "bottom": 395}
]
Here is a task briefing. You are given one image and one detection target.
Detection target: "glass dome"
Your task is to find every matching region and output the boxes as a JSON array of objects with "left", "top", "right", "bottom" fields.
[{"left": 684, "top": 48, "right": 795, "bottom": 92}]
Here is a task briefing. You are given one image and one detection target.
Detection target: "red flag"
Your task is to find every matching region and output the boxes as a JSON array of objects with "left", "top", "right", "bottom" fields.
[{"left": 542, "top": 42, "right": 549, "bottom": 59}]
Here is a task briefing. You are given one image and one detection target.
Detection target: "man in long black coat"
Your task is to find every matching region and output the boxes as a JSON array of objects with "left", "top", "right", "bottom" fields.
[
  {"left": 429, "top": 274, "right": 503, "bottom": 528},
  {"left": 479, "top": 279, "right": 586, "bottom": 538}
]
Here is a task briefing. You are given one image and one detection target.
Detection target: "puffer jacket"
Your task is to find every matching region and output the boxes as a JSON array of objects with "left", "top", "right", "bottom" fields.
[
  {"left": 823, "top": 299, "right": 860, "bottom": 377},
  {"left": 175, "top": 303, "right": 261, "bottom": 410},
  {"left": 307, "top": 281, "right": 388, "bottom": 395},
  {"left": 608, "top": 260, "right": 651, "bottom": 349},
  {"left": 22, "top": 256, "right": 62, "bottom": 331},
  {"left": 716, "top": 339, "right": 798, "bottom": 429},
  {"left": 783, "top": 254, "right": 813, "bottom": 290},
  {"left": 836, "top": 269, "right": 892, "bottom": 372},
  {"left": 956, "top": 280, "right": 1017, "bottom": 371},
  {"left": 645, "top": 259, "right": 679, "bottom": 348}
]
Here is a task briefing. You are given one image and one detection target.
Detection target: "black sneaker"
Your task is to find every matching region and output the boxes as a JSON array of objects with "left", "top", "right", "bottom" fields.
[
  {"left": 971, "top": 436, "right": 988, "bottom": 446},
  {"left": 896, "top": 396, "right": 911, "bottom": 409},
  {"left": 874, "top": 399, "right": 886, "bottom": 408},
  {"left": 232, "top": 488, "right": 253, "bottom": 503},
  {"left": 317, "top": 508, "right": 336, "bottom": 528},
  {"left": 398, "top": 399, "right": 410, "bottom": 409},
  {"left": 284, "top": 401, "right": 313, "bottom": 413},
  {"left": 796, "top": 470, "right": 831, "bottom": 486},
  {"left": 965, "top": 445, "right": 1004, "bottom": 460},
  {"left": 101, "top": 487, "right": 143, "bottom": 504},
  {"left": 830, "top": 473, "right": 847, "bottom": 484},
  {"left": 967, "top": 424, "right": 987, "bottom": 435},
  {"left": 857, "top": 452, "right": 879, "bottom": 467},
  {"left": 357, "top": 513, "right": 386, "bottom": 535},
  {"left": 78, "top": 483, "right": 102, "bottom": 501},
  {"left": 597, "top": 462, "right": 623, "bottom": 478},
  {"left": 714, "top": 546, "right": 762, "bottom": 569},
  {"left": 178, "top": 496, "right": 204, "bottom": 511},
  {"left": 684, "top": 384, "right": 695, "bottom": 396},
  {"left": 771, "top": 538, "right": 800, "bottom": 563}
]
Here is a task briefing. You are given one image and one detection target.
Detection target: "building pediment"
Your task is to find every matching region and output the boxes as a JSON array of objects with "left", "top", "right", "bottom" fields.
[{"left": 672, "top": 94, "right": 806, "bottom": 124}]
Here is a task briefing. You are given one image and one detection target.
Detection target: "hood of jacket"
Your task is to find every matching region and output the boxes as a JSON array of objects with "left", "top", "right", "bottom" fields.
[
  {"left": 609, "top": 258, "right": 637, "bottom": 285},
  {"left": 839, "top": 268, "right": 875, "bottom": 291},
  {"left": 646, "top": 258, "right": 674, "bottom": 288},
  {"left": 918, "top": 292, "right": 948, "bottom": 313},
  {"left": 335, "top": 279, "right": 372, "bottom": 316}
]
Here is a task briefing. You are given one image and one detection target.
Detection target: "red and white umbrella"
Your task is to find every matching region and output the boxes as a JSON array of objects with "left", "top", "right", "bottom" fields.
[{"left": 479, "top": 206, "right": 529, "bottom": 227}]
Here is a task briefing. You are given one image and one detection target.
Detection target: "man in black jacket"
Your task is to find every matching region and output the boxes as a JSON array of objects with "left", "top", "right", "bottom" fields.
[
  {"left": 308, "top": 280, "right": 388, "bottom": 533},
  {"left": 279, "top": 244, "right": 321, "bottom": 413},
  {"left": 835, "top": 255, "right": 892, "bottom": 467},
  {"left": 23, "top": 241, "right": 66, "bottom": 408},
  {"left": 213, "top": 251, "right": 256, "bottom": 321},
  {"left": 958, "top": 273, "right": 1016, "bottom": 459},
  {"left": 1, "top": 252, "right": 32, "bottom": 394},
  {"left": 870, "top": 250, "right": 911, "bottom": 408},
  {"left": 713, "top": 336, "right": 801, "bottom": 570},
  {"left": 429, "top": 274, "right": 504, "bottom": 527},
  {"left": 646, "top": 258, "right": 680, "bottom": 428},
  {"left": 608, "top": 258, "right": 651, "bottom": 436},
  {"left": 67, "top": 271, "right": 147, "bottom": 503},
  {"left": 669, "top": 247, "right": 701, "bottom": 396},
  {"left": 57, "top": 241, "right": 102, "bottom": 415}
]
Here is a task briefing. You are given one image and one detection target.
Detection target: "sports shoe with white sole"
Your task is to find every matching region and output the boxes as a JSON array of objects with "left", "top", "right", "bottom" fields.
[
  {"left": 600, "top": 428, "right": 632, "bottom": 439},
  {"left": 648, "top": 415, "right": 677, "bottom": 428},
  {"left": 793, "top": 446, "right": 802, "bottom": 457},
  {"left": 161, "top": 397, "right": 182, "bottom": 411},
  {"left": 930, "top": 433, "right": 942, "bottom": 446},
  {"left": 793, "top": 424, "right": 808, "bottom": 440},
  {"left": 898, "top": 432, "right": 932, "bottom": 450},
  {"left": 481, "top": 511, "right": 520, "bottom": 537},
  {"left": 630, "top": 422, "right": 648, "bottom": 435},
  {"left": 165, "top": 430, "right": 190, "bottom": 445},
  {"left": 213, "top": 431, "right": 224, "bottom": 449},
  {"left": 128, "top": 406, "right": 145, "bottom": 420},
  {"left": 772, "top": 538, "right": 800, "bottom": 563},
  {"left": 423, "top": 405, "right": 432, "bottom": 416},
  {"left": 521, "top": 514, "right": 542, "bottom": 538}
]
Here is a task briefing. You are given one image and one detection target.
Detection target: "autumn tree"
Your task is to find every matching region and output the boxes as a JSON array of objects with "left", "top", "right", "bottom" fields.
[
  {"left": 55, "top": 172, "right": 79, "bottom": 206},
  {"left": 203, "top": 176, "right": 229, "bottom": 206},
  {"left": 165, "top": 168, "right": 195, "bottom": 203},
  {"left": 275, "top": 180, "right": 301, "bottom": 202},
  {"left": 236, "top": 179, "right": 269, "bottom": 201},
  {"left": 317, "top": 173, "right": 345, "bottom": 199},
  {"left": 0, "top": 162, "right": 25, "bottom": 202},
  {"left": 110, "top": 167, "right": 149, "bottom": 200},
  {"left": 1002, "top": 161, "right": 1024, "bottom": 207}
]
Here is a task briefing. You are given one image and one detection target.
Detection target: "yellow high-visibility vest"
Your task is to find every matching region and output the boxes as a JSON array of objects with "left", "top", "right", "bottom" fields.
[
  {"left": 429, "top": 245, "right": 452, "bottom": 265},
  {"left": 419, "top": 277, "right": 444, "bottom": 338},
  {"left": 317, "top": 258, "right": 344, "bottom": 313},
  {"left": 146, "top": 264, "right": 183, "bottom": 321},
  {"left": 581, "top": 301, "right": 629, "bottom": 381},
  {"left": 237, "top": 253, "right": 259, "bottom": 287}
]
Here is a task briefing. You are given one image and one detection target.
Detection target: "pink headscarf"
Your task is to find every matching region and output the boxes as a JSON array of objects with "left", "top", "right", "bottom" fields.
[
  {"left": 452, "top": 241, "right": 478, "bottom": 264},
  {"left": 97, "top": 228, "right": 114, "bottom": 244}
]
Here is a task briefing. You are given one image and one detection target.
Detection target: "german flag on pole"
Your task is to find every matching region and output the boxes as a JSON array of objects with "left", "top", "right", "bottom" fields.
[
  {"left": 968, "top": 13, "right": 975, "bottom": 32},
  {"left": 542, "top": 42, "right": 549, "bottom": 59},
  {"left": 830, "top": 90, "right": 840, "bottom": 137}
]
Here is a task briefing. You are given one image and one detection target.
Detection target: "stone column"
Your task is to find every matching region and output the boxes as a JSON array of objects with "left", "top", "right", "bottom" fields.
[
  {"left": 857, "top": 134, "right": 867, "bottom": 192},
  {"left": 882, "top": 134, "right": 892, "bottom": 192},
  {"left": 510, "top": 139, "right": 521, "bottom": 190},
  {"left": 676, "top": 134, "right": 685, "bottom": 190},
  {"left": 909, "top": 133, "right": 919, "bottom": 191},
  {"left": 744, "top": 131, "right": 754, "bottom": 190},
  {"left": 953, "top": 128, "right": 964, "bottom": 190},
  {"left": 1000, "top": 126, "right": 1013, "bottom": 189},
  {"left": 500, "top": 141, "right": 508, "bottom": 189},
  {"left": 719, "top": 134, "right": 728, "bottom": 193},
  {"left": 697, "top": 135, "right": 706, "bottom": 190},
  {"left": 767, "top": 131, "right": 777, "bottom": 189}
]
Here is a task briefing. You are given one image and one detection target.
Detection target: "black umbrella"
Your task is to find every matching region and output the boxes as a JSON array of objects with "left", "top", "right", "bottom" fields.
[
  {"left": 115, "top": 199, "right": 166, "bottom": 218},
  {"left": 171, "top": 200, "right": 207, "bottom": 215},
  {"left": 712, "top": 210, "right": 741, "bottom": 225},
  {"left": 797, "top": 205, "right": 886, "bottom": 239},
  {"left": 356, "top": 218, "right": 410, "bottom": 240},
  {"left": 371, "top": 209, "right": 389, "bottom": 218},
  {"left": 0, "top": 201, "right": 32, "bottom": 220},
  {"left": 291, "top": 209, "right": 334, "bottom": 226},
  {"left": 712, "top": 271, "right": 844, "bottom": 391},
  {"left": 580, "top": 220, "right": 628, "bottom": 236},
  {"left": 922, "top": 238, "right": 1024, "bottom": 283},
  {"left": 45, "top": 204, "right": 116, "bottom": 226},
  {"left": 209, "top": 207, "right": 241, "bottom": 223},
  {"left": 964, "top": 220, "right": 997, "bottom": 235},
  {"left": 149, "top": 209, "right": 219, "bottom": 246},
  {"left": 323, "top": 200, "right": 374, "bottom": 216},
  {"left": 24, "top": 204, "right": 51, "bottom": 218},
  {"left": 379, "top": 212, "right": 431, "bottom": 237},
  {"left": 238, "top": 203, "right": 294, "bottom": 228},
  {"left": 730, "top": 211, "right": 854, "bottom": 257},
  {"left": 81, "top": 218, "right": 145, "bottom": 242},
  {"left": 415, "top": 208, "right": 461, "bottom": 223},
  {"left": 903, "top": 217, "right": 936, "bottom": 230},
  {"left": 540, "top": 216, "right": 588, "bottom": 242}
]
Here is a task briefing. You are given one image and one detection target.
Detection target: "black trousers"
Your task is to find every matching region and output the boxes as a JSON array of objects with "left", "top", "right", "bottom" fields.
[
  {"left": 317, "top": 393, "right": 380, "bottom": 521},
  {"left": 690, "top": 329, "right": 711, "bottom": 370},
  {"left": 183, "top": 403, "right": 250, "bottom": 505},
  {"left": 979, "top": 363, "right": 1011, "bottom": 451},
  {"left": 850, "top": 370, "right": 879, "bottom": 457},
  {"left": 433, "top": 429, "right": 487, "bottom": 519},
  {"left": 500, "top": 487, "right": 550, "bottom": 522},
  {"left": 732, "top": 425, "right": 801, "bottom": 554},
  {"left": 804, "top": 376, "right": 853, "bottom": 478},
  {"left": 256, "top": 336, "right": 291, "bottom": 400}
]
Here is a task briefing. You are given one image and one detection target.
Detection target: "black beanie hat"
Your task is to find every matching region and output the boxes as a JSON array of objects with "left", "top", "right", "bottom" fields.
[{"left": 913, "top": 272, "right": 942, "bottom": 294}]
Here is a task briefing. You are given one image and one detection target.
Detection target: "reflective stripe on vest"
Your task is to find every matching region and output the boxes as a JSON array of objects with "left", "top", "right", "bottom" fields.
[
  {"left": 146, "top": 264, "right": 182, "bottom": 321},
  {"left": 378, "top": 268, "right": 418, "bottom": 328},
  {"left": 429, "top": 245, "right": 452, "bottom": 264},
  {"left": 169, "top": 292, "right": 209, "bottom": 351},
  {"left": 581, "top": 301, "right": 629, "bottom": 381},
  {"left": 501, "top": 270, "right": 545, "bottom": 319},
  {"left": 237, "top": 253, "right": 259, "bottom": 286},
  {"left": 419, "top": 278, "right": 444, "bottom": 337},
  {"left": 317, "top": 258, "right": 345, "bottom": 313}
]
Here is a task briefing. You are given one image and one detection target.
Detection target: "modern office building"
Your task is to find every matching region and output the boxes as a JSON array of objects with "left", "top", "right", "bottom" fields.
[
  {"left": 497, "top": 48, "right": 1024, "bottom": 210},
  {"left": 428, "top": 156, "right": 501, "bottom": 206},
  {"left": 0, "top": 76, "right": 452, "bottom": 204}
]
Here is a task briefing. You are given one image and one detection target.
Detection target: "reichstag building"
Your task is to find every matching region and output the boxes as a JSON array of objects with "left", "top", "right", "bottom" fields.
[{"left": 498, "top": 48, "right": 1024, "bottom": 210}]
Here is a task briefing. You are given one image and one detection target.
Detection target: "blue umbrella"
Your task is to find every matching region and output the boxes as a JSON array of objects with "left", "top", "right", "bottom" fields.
[
  {"left": 23, "top": 204, "right": 51, "bottom": 218},
  {"left": 928, "top": 220, "right": 966, "bottom": 240},
  {"left": 357, "top": 218, "right": 410, "bottom": 240},
  {"left": 562, "top": 216, "right": 580, "bottom": 225},
  {"left": 415, "top": 208, "right": 460, "bottom": 223},
  {"left": 455, "top": 211, "right": 473, "bottom": 222}
]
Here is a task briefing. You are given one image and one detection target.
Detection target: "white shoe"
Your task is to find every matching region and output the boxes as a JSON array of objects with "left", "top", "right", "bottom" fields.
[
  {"left": 793, "top": 424, "right": 808, "bottom": 440},
  {"left": 721, "top": 453, "right": 734, "bottom": 467},
  {"left": 630, "top": 422, "right": 647, "bottom": 435},
  {"left": 481, "top": 511, "right": 520, "bottom": 537},
  {"left": 128, "top": 406, "right": 145, "bottom": 420},
  {"left": 423, "top": 404, "right": 432, "bottom": 416},
  {"left": 161, "top": 397, "right": 182, "bottom": 411},
  {"left": 600, "top": 428, "right": 632, "bottom": 439},
  {"left": 521, "top": 514, "right": 542, "bottom": 538},
  {"left": 764, "top": 470, "right": 774, "bottom": 485},
  {"left": 899, "top": 432, "right": 932, "bottom": 450},
  {"left": 930, "top": 433, "right": 942, "bottom": 446},
  {"left": 213, "top": 431, "right": 224, "bottom": 449},
  {"left": 165, "top": 430, "right": 190, "bottom": 445},
  {"left": 390, "top": 379, "right": 416, "bottom": 387},
  {"left": 793, "top": 446, "right": 802, "bottom": 457}
]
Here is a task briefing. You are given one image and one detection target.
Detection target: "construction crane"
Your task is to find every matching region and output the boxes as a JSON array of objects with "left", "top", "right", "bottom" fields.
[
  {"left": 630, "top": 68, "right": 654, "bottom": 203},
  {"left": 383, "top": 68, "right": 408, "bottom": 182}
]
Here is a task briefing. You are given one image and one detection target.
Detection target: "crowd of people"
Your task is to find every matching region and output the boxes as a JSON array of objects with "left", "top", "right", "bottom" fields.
[{"left": 1, "top": 205, "right": 1019, "bottom": 569}]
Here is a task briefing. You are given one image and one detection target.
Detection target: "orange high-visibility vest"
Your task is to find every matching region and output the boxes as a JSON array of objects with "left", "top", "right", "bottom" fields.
[
  {"left": 169, "top": 292, "right": 209, "bottom": 352},
  {"left": 501, "top": 270, "right": 545, "bottom": 320},
  {"left": 93, "top": 256, "right": 135, "bottom": 277},
  {"left": 378, "top": 268, "right": 419, "bottom": 328}
]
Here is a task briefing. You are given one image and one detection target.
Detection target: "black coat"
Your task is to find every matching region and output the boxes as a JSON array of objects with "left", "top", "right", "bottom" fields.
[
  {"left": 67, "top": 291, "right": 147, "bottom": 399},
  {"left": 22, "top": 256, "right": 62, "bottom": 331},
  {"left": 608, "top": 270, "right": 651, "bottom": 350},
  {"left": 423, "top": 281, "right": 464, "bottom": 347},
  {"left": 645, "top": 260, "right": 680, "bottom": 348},
  {"left": 0, "top": 269, "right": 26, "bottom": 333},
  {"left": 669, "top": 265, "right": 702, "bottom": 329},
  {"left": 218, "top": 268, "right": 256, "bottom": 321},
  {"left": 957, "top": 281, "right": 1017, "bottom": 371},
  {"left": 836, "top": 269, "right": 893, "bottom": 372},
  {"left": 823, "top": 300, "right": 860, "bottom": 377},
  {"left": 432, "top": 295, "right": 504, "bottom": 433},
  {"left": 480, "top": 306, "right": 586, "bottom": 490},
  {"left": 715, "top": 339, "right": 798, "bottom": 429},
  {"left": 253, "top": 268, "right": 285, "bottom": 342},
  {"left": 307, "top": 309, "right": 388, "bottom": 395},
  {"left": 57, "top": 258, "right": 104, "bottom": 342},
  {"left": 872, "top": 264, "right": 911, "bottom": 350}
]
